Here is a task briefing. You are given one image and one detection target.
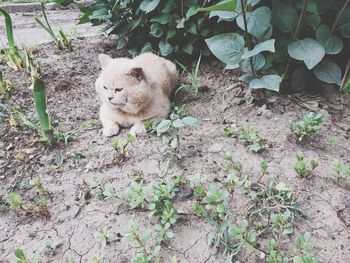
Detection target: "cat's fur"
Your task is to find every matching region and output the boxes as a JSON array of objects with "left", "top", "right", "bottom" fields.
[{"left": 95, "top": 53, "right": 178, "bottom": 137}]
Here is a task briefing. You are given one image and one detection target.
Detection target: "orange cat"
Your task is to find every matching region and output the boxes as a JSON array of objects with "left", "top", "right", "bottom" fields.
[{"left": 95, "top": 53, "right": 178, "bottom": 137}]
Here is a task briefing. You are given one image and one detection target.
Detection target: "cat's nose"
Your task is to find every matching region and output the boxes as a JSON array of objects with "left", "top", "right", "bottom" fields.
[{"left": 107, "top": 96, "right": 113, "bottom": 101}]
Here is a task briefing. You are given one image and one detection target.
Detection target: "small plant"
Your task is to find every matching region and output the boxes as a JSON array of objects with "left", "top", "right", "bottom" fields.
[
  {"left": 96, "top": 227, "right": 113, "bottom": 247},
  {"left": 176, "top": 55, "right": 202, "bottom": 98},
  {"left": 111, "top": 134, "right": 135, "bottom": 164},
  {"left": 332, "top": 161, "right": 350, "bottom": 182},
  {"left": 202, "top": 185, "right": 229, "bottom": 219},
  {"left": 148, "top": 182, "right": 179, "bottom": 225},
  {"left": 325, "top": 136, "right": 337, "bottom": 145},
  {"left": 29, "top": 176, "right": 49, "bottom": 195},
  {"left": 34, "top": 1, "right": 72, "bottom": 51},
  {"left": 287, "top": 112, "right": 325, "bottom": 141},
  {"left": 91, "top": 179, "right": 118, "bottom": 200},
  {"left": 0, "top": 71, "right": 15, "bottom": 100},
  {"left": 14, "top": 248, "right": 39, "bottom": 263},
  {"left": 0, "top": 8, "right": 23, "bottom": 70},
  {"left": 225, "top": 125, "right": 268, "bottom": 153},
  {"left": 147, "top": 109, "right": 201, "bottom": 152},
  {"left": 53, "top": 126, "right": 77, "bottom": 145},
  {"left": 293, "top": 152, "right": 319, "bottom": 178},
  {"left": 123, "top": 224, "right": 156, "bottom": 263},
  {"left": 121, "top": 180, "right": 151, "bottom": 209}
]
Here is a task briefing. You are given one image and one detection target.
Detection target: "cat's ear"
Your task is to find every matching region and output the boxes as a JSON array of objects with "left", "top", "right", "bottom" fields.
[
  {"left": 98, "top": 54, "right": 113, "bottom": 69},
  {"left": 127, "top": 67, "right": 144, "bottom": 81}
]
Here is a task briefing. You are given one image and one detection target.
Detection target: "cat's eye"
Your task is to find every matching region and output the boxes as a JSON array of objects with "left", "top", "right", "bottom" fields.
[
  {"left": 103, "top": 86, "right": 107, "bottom": 90},
  {"left": 115, "top": 88, "right": 122, "bottom": 93}
]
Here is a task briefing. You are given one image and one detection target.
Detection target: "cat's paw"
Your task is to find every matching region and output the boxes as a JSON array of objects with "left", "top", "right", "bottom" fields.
[
  {"left": 130, "top": 123, "right": 146, "bottom": 136},
  {"left": 102, "top": 125, "right": 120, "bottom": 137}
]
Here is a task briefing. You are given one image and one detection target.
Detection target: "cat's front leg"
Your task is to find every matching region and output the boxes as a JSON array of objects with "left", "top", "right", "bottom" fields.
[
  {"left": 130, "top": 121, "right": 146, "bottom": 136},
  {"left": 100, "top": 110, "right": 120, "bottom": 137}
]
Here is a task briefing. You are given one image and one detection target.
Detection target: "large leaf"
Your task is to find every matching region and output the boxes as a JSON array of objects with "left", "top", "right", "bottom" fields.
[
  {"left": 241, "top": 39, "right": 275, "bottom": 59},
  {"left": 205, "top": 33, "right": 245, "bottom": 65},
  {"left": 316, "top": 25, "right": 343, "bottom": 55},
  {"left": 240, "top": 54, "right": 266, "bottom": 73},
  {"left": 53, "top": 0, "right": 74, "bottom": 6},
  {"left": 236, "top": 7, "right": 271, "bottom": 38},
  {"left": 338, "top": 7, "right": 350, "bottom": 38},
  {"left": 140, "top": 0, "right": 160, "bottom": 13},
  {"left": 287, "top": 38, "right": 325, "bottom": 69},
  {"left": 89, "top": 8, "right": 112, "bottom": 20},
  {"left": 209, "top": 11, "right": 238, "bottom": 21},
  {"left": 314, "top": 0, "right": 334, "bottom": 14},
  {"left": 313, "top": 59, "right": 341, "bottom": 85},
  {"left": 271, "top": 0, "right": 298, "bottom": 33},
  {"left": 249, "top": 74, "right": 282, "bottom": 92},
  {"left": 158, "top": 40, "right": 174, "bottom": 56},
  {"left": 198, "top": 0, "right": 238, "bottom": 12}
]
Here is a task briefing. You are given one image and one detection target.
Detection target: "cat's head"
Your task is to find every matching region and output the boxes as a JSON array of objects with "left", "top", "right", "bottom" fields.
[{"left": 95, "top": 54, "right": 152, "bottom": 114}]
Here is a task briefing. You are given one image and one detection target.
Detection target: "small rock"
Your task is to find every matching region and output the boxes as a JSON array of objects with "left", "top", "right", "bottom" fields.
[
  {"left": 261, "top": 110, "right": 273, "bottom": 119},
  {"left": 208, "top": 143, "right": 224, "bottom": 153},
  {"left": 57, "top": 205, "right": 80, "bottom": 222}
]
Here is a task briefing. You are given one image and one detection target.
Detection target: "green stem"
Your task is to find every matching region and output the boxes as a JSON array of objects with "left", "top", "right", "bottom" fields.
[
  {"left": 240, "top": 0, "right": 256, "bottom": 78},
  {"left": 330, "top": 0, "right": 350, "bottom": 33},
  {"left": 340, "top": 56, "right": 350, "bottom": 92},
  {"left": 283, "top": 0, "right": 310, "bottom": 80},
  {"left": 0, "top": 8, "right": 16, "bottom": 50},
  {"left": 33, "top": 77, "right": 54, "bottom": 143}
]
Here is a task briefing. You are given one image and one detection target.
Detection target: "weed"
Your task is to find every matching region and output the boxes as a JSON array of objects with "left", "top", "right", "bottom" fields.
[
  {"left": 176, "top": 55, "right": 202, "bottom": 98},
  {"left": 79, "top": 119, "right": 101, "bottom": 130},
  {"left": 34, "top": 2, "right": 72, "bottom": 51},
  {"left": 0, "top": 8, "right": 23, "bottom": 70},
  {"left": 6, "top": 192, "right": 50, "bottom": 219},
  {"left": 91, "top": 179, "right": 117, "bottom": 200},
  {"left": 332, "top": 161, "right": 350, "bottom": 182},
  {"left": 325, "top": 136, "right": 337, "bottom": 145},
  {"left": 0, "top": 71, "right": 15, "bottom": 100},
  {"left": 225, "top": 125, "right": 268, "bottom": 153},
  {"left": 120, "top": 180, "right": 151, "bottom": 209},
  {"left": 146, "top": 109, "right": 201, "bottom": 152},
  {"left": 202, "top": 185, "right": 229, "bottom": 219},
  {"left": 53, "top": 126, "right": 77, "bottom": 145},
  {"left": 14, "top": 248, "right": 39, "bottom": 263},
  {"left": 293, "top": 152, "right": 319, "bottom": 178},
  {"left": 29, "top": 176, "right": 49, "bottom": 195},
  {"left": 111, "top": 134, "right": 135, "bottom": 164},
  {"left": 96, "top": 227, "right": 113, "bottom": 247},
  {"left": 287, "top": 112, "right": 325, "bottom": 141},
  {"left": 123, "top": 224, "right": 157, "bottom": 263},
  {"left": 0, "top": 102, "right": 9, "bottom": 123}
]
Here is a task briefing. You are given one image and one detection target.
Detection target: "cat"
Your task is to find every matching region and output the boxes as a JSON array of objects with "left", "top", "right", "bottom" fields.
[{"left": 95, "top": 52, "right": 178, "bottom": 137}]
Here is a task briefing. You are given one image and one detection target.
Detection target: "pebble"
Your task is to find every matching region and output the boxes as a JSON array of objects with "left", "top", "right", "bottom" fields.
[
  {"left": 261, "top": 110, "right": 273, "bottom": 119},
  {"left": 208, "top": 143, "right": 224, "bottom": 153},
  {"left": 57, "top": 205, "right": 80, "bottom": 222}
]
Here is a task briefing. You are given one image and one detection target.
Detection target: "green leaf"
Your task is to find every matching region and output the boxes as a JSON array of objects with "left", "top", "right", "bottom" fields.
[
  {"left": 271, "top": 0, "right": 298, "bottom": 33},
  {"left": 249, "top": 75, "right": 282, "bottom": 92},
  {"left": 140, "top": 0, "right": 160, "bottom": 13},
  {"left": 198, "top": 0, "right": 238, "bottom": 12},
  {"left": 150, "top": 14, "right": 172, "bottom": 24},
  {"left": 287, "top": 38, "right": 325, "bottom": 69},
  {"left": 313, "top": 59, "right": 341, "bottom": 85},
  {"left": 314, "top": 0, "right": 334, "bottom": 14},
  {"left": 293, "top": 256, "right": 304, "bottom": 263},
  {"left": 181, "top": 116, "right": 202, "bottom": 127},
  {"left": 182, "top": 43, "right": 194, "bottom": 55},
  {"left": 342, "top": 74, "right": 350, "bottom": 93},
  {"left": 205, "top": 33, "right": 245, "bottom": 65},
  {"left": 173, "top": 119, "right": 184, "bottom": 128},
  {"left": 158, "top": 40, "right": 174, "bottom": 56},
  {"left": 316, "top": 25, "right": 343, "bottom": 55},
  {"left": 241, "top": 39, "right": 275, "bottom": 59},
  {"left": 53, "top": 0, "right": 74, "bottom": 6},
  {"left": 304, "top": 14, "right": 321, "bottom": 30},
  {"left": 186, "top": 7, "right": 198, "bottom": 19},
  {"left": 240, "top": 54, "right": 265, "bottom": 73},
  {"left": 209, "top": 11, "right": 238, "bottom": 20},
  {"left": 14, "top": 249, "right": 26, "bottom": 261},
  {"left": 89, "top": 8, "right": 112, "bottom": 20},
  {"left": 177, "top": 18, "right": 185, "bottom": 28},
  {"left": 149, "top": 23, "right": 163, "bottom": 37},
  {"left": 275, "top": 182, "right": 290, "bottom": 191},
  {"left": 338, "top": 8, "right": 350, "bottom": 38},
  {"left": 236, "top": 7, "right": 271, "bottom": 38},
  {"left": 156, "top": 119, "right": 171, "bottom": 135}
]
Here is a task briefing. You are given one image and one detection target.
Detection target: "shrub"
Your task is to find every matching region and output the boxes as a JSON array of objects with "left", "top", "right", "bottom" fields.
[
  {"left": 199, "top": 0, "right": 350, "bottom": 92},
  {"left": 56, "top": 0, "right": 232, "bottom": 60}
]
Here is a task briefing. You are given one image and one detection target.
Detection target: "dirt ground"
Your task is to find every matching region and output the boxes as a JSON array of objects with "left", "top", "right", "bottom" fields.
[{"left": 0, "top": 35, "right": 350, "bottom": 263}]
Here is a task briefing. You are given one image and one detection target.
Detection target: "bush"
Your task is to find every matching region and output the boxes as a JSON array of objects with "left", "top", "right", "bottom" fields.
[
  {"left": 199, "top": 0, "right": 350, "bottom": 92},
  {"left": 57, "top": 0, "right": 350, "bottom": 93},
  {"left": 74, "top": 0, "right": 232, "bottom": 60}
]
